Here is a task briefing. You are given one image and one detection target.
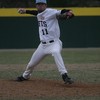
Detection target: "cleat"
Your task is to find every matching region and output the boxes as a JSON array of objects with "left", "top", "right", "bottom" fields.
[
  {"left": 64, "top": 77, "right": 74, "bottom": 84},
  {"left": 16, "top": 76, "right": 28, "bottom": 82},
  {"left": 62, "top": 73, "right": 74, "bottom": 84}
]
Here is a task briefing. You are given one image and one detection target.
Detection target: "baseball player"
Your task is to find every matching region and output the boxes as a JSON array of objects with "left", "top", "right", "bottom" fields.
[{"left": 16, "top": 0, "right": 74, "bottom": 84}]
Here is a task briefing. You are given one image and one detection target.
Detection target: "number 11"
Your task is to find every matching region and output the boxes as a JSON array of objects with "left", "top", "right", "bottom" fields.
[{"left": 42, "top": 29, "right": 48, "bottom": 35}]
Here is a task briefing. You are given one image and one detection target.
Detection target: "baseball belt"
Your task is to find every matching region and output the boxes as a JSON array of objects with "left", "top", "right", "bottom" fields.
[{"left": 42, "top": 40, "right": 54, "bottom": 44}]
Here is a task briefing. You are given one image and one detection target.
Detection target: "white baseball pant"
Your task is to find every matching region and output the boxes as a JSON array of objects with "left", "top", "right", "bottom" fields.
[{"left": 23, "top": 39, "right": 67, "bottom": 79}]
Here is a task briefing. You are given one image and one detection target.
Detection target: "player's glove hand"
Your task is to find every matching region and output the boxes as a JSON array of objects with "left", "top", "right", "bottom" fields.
[
  {"left": 66, "top": 10, "right": 74, "bottom": 19},
  {"left": 60, "top": 9, "right": 74, "bottom": 19},
  {"left": 18, "top": 8, "right": 26, "bottom": 14}
]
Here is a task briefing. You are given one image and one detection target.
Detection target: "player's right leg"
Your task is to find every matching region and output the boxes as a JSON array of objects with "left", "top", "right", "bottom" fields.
[{"left": 16, "top": 43, "right": 46, "bottom": 82}]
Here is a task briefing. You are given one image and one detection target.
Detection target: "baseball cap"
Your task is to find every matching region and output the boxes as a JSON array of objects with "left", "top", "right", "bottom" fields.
[{"left": 36, "top": 0, "right": 47, "bottom": 4}]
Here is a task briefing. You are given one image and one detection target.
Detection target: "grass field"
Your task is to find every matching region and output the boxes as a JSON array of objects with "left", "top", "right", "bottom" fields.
[{"left": 0, "top": 48, "right": 100, "bottom": 100}]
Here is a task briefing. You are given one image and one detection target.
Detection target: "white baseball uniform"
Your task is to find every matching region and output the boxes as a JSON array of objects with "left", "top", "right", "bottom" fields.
[{"left": 23, "top": 8, "right": 68, "bottom": 79}]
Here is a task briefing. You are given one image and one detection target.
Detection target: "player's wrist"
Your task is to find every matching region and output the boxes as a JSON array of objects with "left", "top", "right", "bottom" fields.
[{"left": 18, "top": 9, "right": 26, "bottom": 14}]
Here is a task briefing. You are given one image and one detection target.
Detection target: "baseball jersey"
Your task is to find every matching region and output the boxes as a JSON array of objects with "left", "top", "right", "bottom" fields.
[{"left": 37, "top": 8, "right": 61, "bottom": 42}]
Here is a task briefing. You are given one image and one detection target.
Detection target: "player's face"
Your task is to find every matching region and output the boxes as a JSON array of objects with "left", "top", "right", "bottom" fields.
[{"left": 36, "top": 3, "right": 47, "bottom": 13}]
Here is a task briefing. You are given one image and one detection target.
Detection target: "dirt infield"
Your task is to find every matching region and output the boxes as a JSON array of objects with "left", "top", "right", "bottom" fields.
[{"left": 0, "top": 79, "right": 100, "bottom": 99}]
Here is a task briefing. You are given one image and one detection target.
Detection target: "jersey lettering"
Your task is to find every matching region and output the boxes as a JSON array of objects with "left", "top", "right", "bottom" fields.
[
  {"left": 38, "top": 21, "right": 48, "bottom": 35},
  {"left": 38, "top": 21, "right": 47, "bottom": 27}
]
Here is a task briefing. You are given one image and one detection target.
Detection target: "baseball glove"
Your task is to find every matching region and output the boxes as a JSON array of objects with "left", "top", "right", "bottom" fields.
[{"left": 59, "top": 9, "right": 74, "bottom": 19}]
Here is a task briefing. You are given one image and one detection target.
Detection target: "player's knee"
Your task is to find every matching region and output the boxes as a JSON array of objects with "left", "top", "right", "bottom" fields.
[{"left": 52, "top": 50, "right": 60, "bottom": 56}]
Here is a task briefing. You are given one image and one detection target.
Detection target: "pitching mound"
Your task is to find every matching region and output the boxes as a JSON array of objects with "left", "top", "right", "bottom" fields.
[{"left": 0, "top": 79, "right": 100, "bottom": 99}]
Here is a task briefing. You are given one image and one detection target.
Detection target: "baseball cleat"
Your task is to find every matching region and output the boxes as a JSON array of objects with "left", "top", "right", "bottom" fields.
[
  {"left": 62, "top": 73, "right": 74, "bottom": 84},
  {"left": 16, "top": 76, "right": 28, "bottom": 82},
  {"left": 64, "top": 77, "right": 74, "bottom": 84}
]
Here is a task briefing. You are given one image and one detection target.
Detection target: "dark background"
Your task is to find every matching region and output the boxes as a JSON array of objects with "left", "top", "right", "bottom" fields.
[
  {"left": 0, "top": 0, "right": 100, "bottom": 8},
  {"left": 0, "top": 0, "right": 100, "bottom": 48}
]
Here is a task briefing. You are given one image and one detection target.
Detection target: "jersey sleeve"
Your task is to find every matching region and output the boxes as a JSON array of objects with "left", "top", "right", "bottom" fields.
[
  {"left": 26, "top": 10, "right": 38, "bottom": 16},
  {"left": 56, "top": 10, "right": 61, "bottom": 16},
  {"left": 49, "top": 9, "right": 61, "bottom": 19}
]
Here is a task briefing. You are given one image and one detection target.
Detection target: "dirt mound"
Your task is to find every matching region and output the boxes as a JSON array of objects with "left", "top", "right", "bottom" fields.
[{"left": 0, "top": 79, "right": 100, "bottom": 98}]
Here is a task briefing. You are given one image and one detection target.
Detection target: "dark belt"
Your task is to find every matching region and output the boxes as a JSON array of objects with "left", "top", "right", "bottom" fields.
[{"left": 42, "top": 40, "right": 54, "bottom": 44}]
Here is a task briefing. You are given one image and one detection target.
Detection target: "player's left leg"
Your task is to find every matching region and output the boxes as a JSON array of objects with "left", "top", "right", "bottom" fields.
[
  {"left": 51, "top": 39, "right": 74, "bottom": 84},
  {"left": 52, "top": 51, "right": 67, "bottom": 74},
  {"left": 50, "top": 39, "right": 67, "bottom": 74}
]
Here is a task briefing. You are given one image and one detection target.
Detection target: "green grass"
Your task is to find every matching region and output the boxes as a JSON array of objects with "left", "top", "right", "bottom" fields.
[
  {"left": 62, "top": 48, "right": 100, "bottom": 64},
  {"left": 0, "top": 48, "right": 100, "bottom": 83},
  {"left": 0, "top": 48, "right": 100, "bottom": 100},
  {"left": 0, "top": 69, "right": 100, "bottom": 83},
  {"left": 0, "top": 50, "right": 33, "bottom": 64},
  {"left": 0, "top": 48, "right": 100, "bottom": 64}
]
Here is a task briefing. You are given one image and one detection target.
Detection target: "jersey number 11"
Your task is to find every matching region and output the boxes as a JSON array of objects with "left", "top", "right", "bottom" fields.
[{"left": 42, "top": 29, "right": 48, "bottom": 35}]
